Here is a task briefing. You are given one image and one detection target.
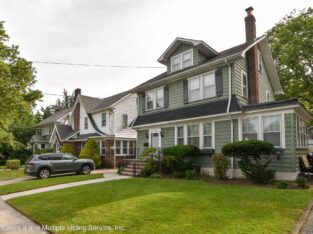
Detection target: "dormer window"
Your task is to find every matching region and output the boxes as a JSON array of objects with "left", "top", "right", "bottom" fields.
[{"left": 171, "top": 50, "right": 193, "bottom": 72}]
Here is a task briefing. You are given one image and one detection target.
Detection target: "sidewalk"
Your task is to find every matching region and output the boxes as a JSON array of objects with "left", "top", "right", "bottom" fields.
[{"left": 0, "top": 173, "right": 130, "bottom": 201}]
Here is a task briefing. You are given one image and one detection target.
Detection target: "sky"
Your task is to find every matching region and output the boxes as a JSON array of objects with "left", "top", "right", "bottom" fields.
[{"left": 0, "top": 0, "right": 312, "bottom": 111}]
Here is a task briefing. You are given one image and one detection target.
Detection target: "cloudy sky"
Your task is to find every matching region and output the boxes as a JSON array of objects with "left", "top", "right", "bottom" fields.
[{"left": 0, "top": 0, "right": 311, "bottom": 110}]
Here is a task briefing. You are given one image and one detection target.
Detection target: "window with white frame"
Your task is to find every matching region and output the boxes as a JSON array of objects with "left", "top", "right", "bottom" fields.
[
  {"left": 115, "top": 141, "right": 121, "bottom": 155},
  {"left": 122, "top": 114, "right": 128, "bottom": 128},
  {"left": 171, "top": 50, "right": 193, "bottom": 72},
  {"left": 242, "top": 117, "right": 258, "bottom": 140},
  {"left": 122, "top": 141, "right": 128, "bottom": 154},
  {"left": 129, "top": 141, "right": 135, "bottom": 156},
  {"left": 84, "top": 117, "right": 88, "bottom": 129},
  {"left": 203, "top": 123, "right": 212, "bottom": 148},
  {"left": 102, "top": 113, "right": 106, "bottom": 127},
  {"left": 101, "top": 141, "right": 106, "bottom": 156},
  {"left": 145, "top": 87, "right": 164, "bottom": 111},
  {"left": 177, "top": 126, "right": 184, "bottom": 145},
  {"left": 265, "top": 90, "right": 270, "bottom": 102},
  {"left": 187, "top": 124, "right": 199, "bottom": 147},
  {"left": 37, "top": 128, "right": 42, "bottom": 136},
  {"left": 188, "top": 77, "right": 201, "bottom": 102},
  {"left": 296, "top": 116, "right": 308, "bottom": 148},
  {"left": 203, "top": 73, "right": 216, "bottom": 98},
  {"left": 262, "top": 115, "right": 281, "bottom": 147},
  {"left": 242, "top": 71, "right": 248, "bottom": 98}
]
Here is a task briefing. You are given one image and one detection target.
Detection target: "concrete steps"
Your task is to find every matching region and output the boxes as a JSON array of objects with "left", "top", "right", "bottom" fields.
[{"left": 121, "top": 160, "right": 147, "bottom": 177}]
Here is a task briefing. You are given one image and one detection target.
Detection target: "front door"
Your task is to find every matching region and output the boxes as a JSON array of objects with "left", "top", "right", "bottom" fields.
[{"left": 151, "top": 133, "right": 160, "bottom": 148}]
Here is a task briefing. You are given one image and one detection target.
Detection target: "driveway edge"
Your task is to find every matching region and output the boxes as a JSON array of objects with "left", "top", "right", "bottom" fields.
[{"left": 292, "top": 198, "right": 313, "bottom": 234}]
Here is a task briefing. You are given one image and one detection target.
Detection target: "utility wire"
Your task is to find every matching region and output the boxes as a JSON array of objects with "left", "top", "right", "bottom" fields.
[{"left": 32, "top": 61, "right": 164, "bottom": 69}]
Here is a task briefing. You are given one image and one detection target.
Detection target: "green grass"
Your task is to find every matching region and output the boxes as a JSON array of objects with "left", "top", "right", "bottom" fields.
[
  {"left": 0, "top": 174, "right": 103, "bottom": 195},
  {"left": 0, "top": 169, "right": 25, "bottom": 181},
  {"left": 8, "top": 178, "right": 313, "bottom": 234}
]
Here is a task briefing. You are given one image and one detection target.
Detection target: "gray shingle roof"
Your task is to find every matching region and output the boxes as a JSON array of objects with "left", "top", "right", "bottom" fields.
[
  {"left": 35, "top": 108, "right": 71, "bottom": 127},
  {"left": 68, "top": 133, "right": 100, "bottom": 141},
  {"left": 80, "top": 95, "right": 103, "bottom": 113},
  {"left": 56, "top": 124, "right": 77, "bottom": 140}
]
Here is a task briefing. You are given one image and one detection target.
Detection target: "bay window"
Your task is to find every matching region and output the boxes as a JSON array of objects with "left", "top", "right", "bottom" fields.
[
  {"left": 187, "top": 124, "right": 199, "bottom": 147},
  {"left": 262, "top": 115, "right": 281, "bottom": 147},
  {"left": 177, "top": 126, "right": 184, "bottom": 145},
  {"left": 203, "top": 123, "right": 212, "bottom": 148},
  {"left": 145, "top": 87, "right": 164, "bottom": 110},
  {"left": 242, "top": 117, "right": 258, "bottom": 140}
]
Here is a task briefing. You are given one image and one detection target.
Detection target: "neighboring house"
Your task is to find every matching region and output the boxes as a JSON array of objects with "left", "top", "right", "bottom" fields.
[
  {"left": 50, "top": 88, "right": 137, "bottom": 168},
  {"left": 30, "top": 108, "right": 72, "bottom": 153},
  {"left": 131, "top": 7, "right": 312, "bottom": 180}
]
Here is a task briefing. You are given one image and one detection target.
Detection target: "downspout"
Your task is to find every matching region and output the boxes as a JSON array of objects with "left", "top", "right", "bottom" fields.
[{"left": 225, "top": 59, "right": 234, "bottom": 179}]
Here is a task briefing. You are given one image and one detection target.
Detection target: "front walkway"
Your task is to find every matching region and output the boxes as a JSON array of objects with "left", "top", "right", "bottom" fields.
[{"left": 0, "top": 173, "right": 130, "bottom": 201}]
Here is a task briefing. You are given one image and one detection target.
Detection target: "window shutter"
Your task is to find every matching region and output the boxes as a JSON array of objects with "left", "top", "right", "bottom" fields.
[
  {"left": 215, "top": 68, "right": 223, "bottom": 97},
  {"left": 183, "top": 80, "right": 188, "bottom": 104},
  {"left": 164, "top": 86, "right": 169, "bottom": 108},
  {"left": 141, "top": 93, "right": 146, "bottom": 113}
]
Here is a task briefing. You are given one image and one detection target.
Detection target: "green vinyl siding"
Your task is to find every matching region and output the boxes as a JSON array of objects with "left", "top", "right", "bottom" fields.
[
  {"left": 234, "top": 58, "right": 248, "bottom": 105},
  {"left": 161, "top": 127, "right": 175, "bottom": 148},
  {"left": 258, "top": 52, "right": 275, "bottom": 103},
  {"left": 137, "top": 130, "right": 149, "bottom": 157}
]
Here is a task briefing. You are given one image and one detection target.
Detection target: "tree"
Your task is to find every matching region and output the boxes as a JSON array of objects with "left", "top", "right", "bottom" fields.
[
  {"left": 79, "top": 139, "right": 101, "bottom": 168},
  {"left": 60, "top": 143, "right": 75, "bottom": 155},
  {"left": 0, "top": 21, "right": 42, "bottom": 151},
  {"left": 267, "top": 8, "right": 313, "bottom": 112},
  {"left": 40, "top": 106, "right": 52, "bottom": 120},
  {"left": 55, "top": 89, "right": 74, "bottom": 110}
]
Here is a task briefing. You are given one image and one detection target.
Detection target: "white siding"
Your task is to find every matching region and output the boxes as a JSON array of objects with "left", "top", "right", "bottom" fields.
[
  {"left": 112, "top": 93, "right": 137, "bottom": 139},
  {"left": 91, "top": 111, "right": 114, "bottom": 135},
  {"left": 79, "top": 104, "right": 96, "bottom": 134}
]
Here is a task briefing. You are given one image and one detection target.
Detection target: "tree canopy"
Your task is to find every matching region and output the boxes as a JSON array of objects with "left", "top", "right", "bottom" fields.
[
  {"left": 0, "top": 21, "right": 42, "bottom": 151},
  {"left": 268, "top": 8, "right": 313, "bottom": 112}
]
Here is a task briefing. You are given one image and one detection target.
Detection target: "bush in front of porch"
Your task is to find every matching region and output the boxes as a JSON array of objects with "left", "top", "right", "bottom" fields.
[{"left": 79, "top": 139, "right": 101, "bottom": 168}]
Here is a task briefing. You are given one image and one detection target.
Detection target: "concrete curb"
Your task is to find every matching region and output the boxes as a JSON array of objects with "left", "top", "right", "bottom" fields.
[{"left": 292, "top": 198, "right": 313, "bottom": 234}]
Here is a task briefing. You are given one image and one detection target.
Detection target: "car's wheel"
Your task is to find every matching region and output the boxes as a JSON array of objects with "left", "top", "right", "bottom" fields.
[
  {"left": 38, "top": 168, "right": 50, "bottom": 179},
  {"left": 81, "top": 165, "right": 91, "bottom": 175}
]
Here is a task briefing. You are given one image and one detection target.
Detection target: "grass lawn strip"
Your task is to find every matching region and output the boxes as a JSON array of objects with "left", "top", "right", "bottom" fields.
[
  {"left": 0, "top": 169, "right": 25, "bottom": 181},
  {"left": 0, "top": 174, "right": 103, "bottom": 195},
  {"left": 7, "top": 178, "right": 313, "bottom": 234}
]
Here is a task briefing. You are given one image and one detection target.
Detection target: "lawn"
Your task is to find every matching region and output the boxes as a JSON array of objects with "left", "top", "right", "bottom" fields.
[
  {"left": 0, "top": 169, "right": 25, "bottom": 181},
  {"left": 0, "top": 174, "right": 103, "bottom": 195},
  {"left": 8, "top": 178, "right": 313, "bottom": 234}
]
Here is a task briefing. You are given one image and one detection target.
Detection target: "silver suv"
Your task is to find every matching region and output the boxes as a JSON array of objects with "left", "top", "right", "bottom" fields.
[{"left": 25, "top": 153, "right": 95, "bottom": 179}]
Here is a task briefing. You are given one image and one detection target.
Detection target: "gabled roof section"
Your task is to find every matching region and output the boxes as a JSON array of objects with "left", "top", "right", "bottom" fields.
[
  {"left": 158, "top": 37, "right": 218, "bottom": 65},
  {"left": 35, "top": 108, "right": 71, "bottom": 127},
  {"left": 80, "top": 95, "right": 103, "bottom": 113},
  {"left": 55, "top": 124, "right": 78, "bottom": 141},
  {"left": 90, "top": 90, "right": 130, "bottom": 113}
]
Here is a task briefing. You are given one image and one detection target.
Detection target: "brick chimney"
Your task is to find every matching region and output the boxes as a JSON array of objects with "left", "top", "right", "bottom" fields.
[
  {"left": 73, "top": 88, "right": 81, "bottom": 131},
  {"left": 245, "top": 7, "right": 259, "bottom": 104}
]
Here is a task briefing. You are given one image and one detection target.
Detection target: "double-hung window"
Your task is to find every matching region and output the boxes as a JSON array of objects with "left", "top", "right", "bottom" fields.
[
  {"left": 242, "top": 117, "right": 258, "bottom": 140},
  {"left": 171, "top": 50, "right": 193, "bottom": 72},
  {"left": 122, "top": 141, "right": 128, "bottom": 155},
  {"left": 188, "top": 77, "right": 201, "bottom": 102},
  {"left": 115, "top": 141, "right": 121, "bottom": 155},
  {"left": 102, "top": 113, "right": 106, "bottom": 127},
  {"left": 296, "top": 117, "right": 308, "bottom": 148},
  {"left": 122, "top": 114, "right": 128, "bottom": 128},
  {"left": 101, "top": 141, "right": 106, "bottom": 156},
  {"left": 265, "top": 91, "right": 270, "bottom": 102},
  {"left": 187, "top": 124, "right": 199, "bottom": 147},
  {"left": 203, "top": 73, "right": 216, "bottom": 98},
  {"left": 258, "top": 51, "right": 263, "bottom": 73},
  {"left": 262, "top": 115, "right": 281, "bottom": 147},
  {"left": 203, "top": 123, "right": 212, "bottom": 148},
  {"left": 129, "top": 141, "right": 135, "bottom": 156},
  {"left": 242, "top": 71, "right": 248, "bottom": 98},
  {"left": 145, "top": 87, "right": 164, "bottom": 111},
  {"left": 177, "top": 126, "right": 184, "bottom": 145}
]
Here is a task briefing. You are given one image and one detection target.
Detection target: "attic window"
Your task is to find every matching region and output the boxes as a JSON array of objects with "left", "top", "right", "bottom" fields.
[{"left": 171, "top": 49, "right": 193, "bottom": 72}]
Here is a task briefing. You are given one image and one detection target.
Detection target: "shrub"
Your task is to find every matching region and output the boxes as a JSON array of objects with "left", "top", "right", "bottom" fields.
[
  {"left": 277, "top": 181, "right": 289, "bottom": 189},
  {"left": 212, "top": 153, "right": 229, "bottom": 180},
  {"left": 185, "top": 169, "right": 196, "bottom": 180},
  {"left": 60, "top": 144, "right": 75, "bottom": 155},
  {"left": 142, "top": 147, "right": 156, "bottom": 157},
  {"left": 150, "top": 173, "right": 162, "bottom": 179},
  {"left": 140, "top": 158, "right": 157, "bottom": 177},
  {"left": 296, "top": 176, "right": 309, "bottom": 189},
  {"left": 173, "top": 171, "right": 186, "bottom": 178},
  {"left": 163, "top": 145, "right": 199, "bottom": 158},
  {"left": 222, "top": 140, "right": 274, "bottom": 184},
  {"left": 5, "top": 159, "right": 20, "bottom": 170},
  {"left": 35, "top": 148, "right": 53, "bottom": 154},
  {"left": 117, "top": 166, "right": 124, "bottom": 175},
  {"left": 79, "top": 139, "right": 101, "bottom": 168}
]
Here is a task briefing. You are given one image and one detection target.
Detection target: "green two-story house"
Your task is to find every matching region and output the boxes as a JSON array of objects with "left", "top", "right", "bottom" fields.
[{"left": 131, "top": 7, "right": 312, "bottom": 180}]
